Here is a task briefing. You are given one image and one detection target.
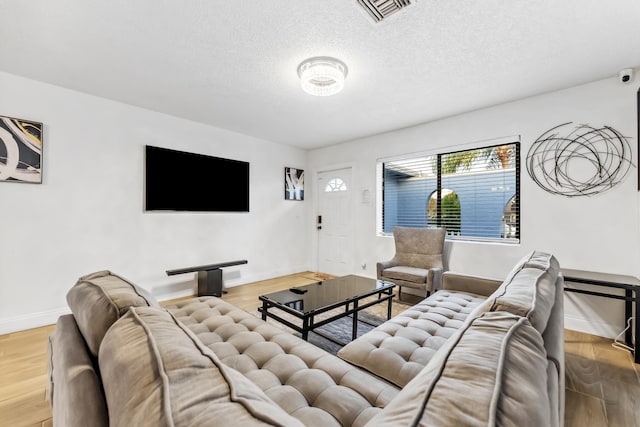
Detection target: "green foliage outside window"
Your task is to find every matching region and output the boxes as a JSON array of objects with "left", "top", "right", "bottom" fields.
[
  {"left": 428, "top": 191, "right": 461, "bottom": 235},
  {"left": 441, "top": 192, "right": 461, "bottom": 234}
]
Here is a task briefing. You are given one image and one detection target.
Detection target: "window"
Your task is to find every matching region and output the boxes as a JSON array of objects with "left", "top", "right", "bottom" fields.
[
  {"left": 380, "top": 142, "right": 520, "bottom": 242},
  {"left": 325, "top": 178, "right": 347, "bottom": 192}
]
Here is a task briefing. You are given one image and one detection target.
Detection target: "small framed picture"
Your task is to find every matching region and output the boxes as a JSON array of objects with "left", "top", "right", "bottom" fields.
[
  {"left": 0, "top": 115, "right": 43, "bottom": 184},
  {"left": 284, "top": 167, "right": 304, "bottom": 200}
]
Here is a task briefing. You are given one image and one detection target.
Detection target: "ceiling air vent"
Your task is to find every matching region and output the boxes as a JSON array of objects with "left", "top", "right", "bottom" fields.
[{"left": 357, "top": 0, "right": 412, "bottom": 23}]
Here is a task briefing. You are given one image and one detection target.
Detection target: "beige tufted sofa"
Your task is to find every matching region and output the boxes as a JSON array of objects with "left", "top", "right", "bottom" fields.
[{"left": 48, "top": 250, "right": 564, "bottom": 426}]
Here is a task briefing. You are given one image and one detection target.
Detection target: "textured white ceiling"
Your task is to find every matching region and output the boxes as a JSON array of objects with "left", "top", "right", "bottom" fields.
[{"left": 0, "top": 0, "right": 639, "bottom": 149}]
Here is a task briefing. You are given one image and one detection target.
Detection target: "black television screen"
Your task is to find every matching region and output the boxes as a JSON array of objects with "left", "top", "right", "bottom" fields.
[{"left": 145, "top": 145, "right": 249, "bottom": 212}]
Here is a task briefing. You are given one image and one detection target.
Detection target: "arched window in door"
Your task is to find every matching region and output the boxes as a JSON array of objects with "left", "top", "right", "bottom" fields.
[{"left": 325, "top": 178, "right": 347, "bottom": 192}]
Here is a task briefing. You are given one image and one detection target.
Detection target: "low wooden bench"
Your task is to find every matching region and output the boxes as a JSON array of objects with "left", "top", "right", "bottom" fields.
[{"left": 166, "top": 260, "right": 248, "bottom": 297}]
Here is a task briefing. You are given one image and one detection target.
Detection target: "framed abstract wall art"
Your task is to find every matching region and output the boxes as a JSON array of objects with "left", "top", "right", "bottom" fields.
[
  {"left": 284, "top": 167, "right": 304, "bottom": 200},
  {"left": 0, "top": 115, "right": 43, "bottom": 184}
]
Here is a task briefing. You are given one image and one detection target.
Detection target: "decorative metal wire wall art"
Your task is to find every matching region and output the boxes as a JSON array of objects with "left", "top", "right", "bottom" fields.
[{"left": 526, "top": 122, "right": 635, "bottom": 197}]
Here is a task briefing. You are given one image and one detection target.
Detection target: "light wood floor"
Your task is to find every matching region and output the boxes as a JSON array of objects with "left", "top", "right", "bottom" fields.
[{"left": 1, "top": 271, "right": 639, "bottom": 427}]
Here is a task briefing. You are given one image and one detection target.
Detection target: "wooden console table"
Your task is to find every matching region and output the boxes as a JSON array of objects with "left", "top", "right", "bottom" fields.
[
  {"left": 561, "top": 268, "right": 640, "bottom": 363},
  {"left": 167, "top": 260, "right": 248, "bottom": 297}
]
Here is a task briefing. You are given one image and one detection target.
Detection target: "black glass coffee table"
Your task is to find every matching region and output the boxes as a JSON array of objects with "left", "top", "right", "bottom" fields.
[{"left": 258, "top": 275, "right": 395, "bottom": 342}]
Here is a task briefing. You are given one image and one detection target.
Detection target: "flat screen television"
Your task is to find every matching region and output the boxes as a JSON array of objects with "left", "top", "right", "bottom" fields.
[{"left": 145, "top": 145, "right": 249, "bottom": 212}]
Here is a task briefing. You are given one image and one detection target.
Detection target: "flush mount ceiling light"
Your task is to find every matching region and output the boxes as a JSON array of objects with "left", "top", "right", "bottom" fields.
[{"left": 297, "top": 57, "right": 348, "bottom": 97}]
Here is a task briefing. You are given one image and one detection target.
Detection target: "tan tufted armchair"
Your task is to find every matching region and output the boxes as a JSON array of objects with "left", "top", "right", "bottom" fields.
[{"left": 377, "top": 226, "right": 446, "bottom": 296}]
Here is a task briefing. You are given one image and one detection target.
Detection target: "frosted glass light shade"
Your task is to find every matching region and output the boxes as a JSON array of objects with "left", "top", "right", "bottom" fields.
[{"left": 297, "top": 57, "right": 348, "bottom": 96}]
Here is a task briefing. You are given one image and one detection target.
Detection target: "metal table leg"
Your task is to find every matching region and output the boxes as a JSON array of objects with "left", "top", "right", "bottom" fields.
[
  {"left": 625, "top": 289, "right": 633, "bottom": 347},
  {"left": 352, "top": 300, "right": 359, "bottom": 340},
  {"left": 635, "top": 289, "right": 639, "bottom": 363},
  {"left": 302, "top": 315, "right": 310, "bottom": 341}
]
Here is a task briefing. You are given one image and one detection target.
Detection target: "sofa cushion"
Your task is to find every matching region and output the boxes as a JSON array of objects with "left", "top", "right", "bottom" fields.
[
  {"left": 165, "top": 297, "right": 399, "bottom": 426},
  {"left": 366, "top": 311, "right": 551, "bottom": 427},
  {"left": 337, "top": 290, "right": 486, "bottom": 387},
  {"left": 66, "top": 270, "right": 158, "bottom": 357},
  {"left": 500, "top": 250, "right": 558, "bottom": 285},
  {"left": 522, "top": 250, "right": 559, "bottom": 271},
  {"left": 489, "top": 251, "right": 560, "bottom": 333},
  {"left": 99, "top": 306, "right": 303, "bottom": 427},
  {"left": 48, "top": 314, "right": 108, "bottom": 427},
  {"left": 381, "top": 266, "right": 428, "bottom": 283}
]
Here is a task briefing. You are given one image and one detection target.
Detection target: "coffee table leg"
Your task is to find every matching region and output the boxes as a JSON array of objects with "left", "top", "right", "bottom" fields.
[
  {"left": 302, "top": 316, "right": 310, "bottom": 341},
  {"left": 261, "top": 300, "right": 268, "bottom": 321},
  {"left": 625, "top": 289, "right": 632, "bottom": 346},
  {"left": 387, "top": 290, "right": 393, "bottom": 320},
  {"left": 352, "top": 301, "right": 359, "bottom": 340},
  {"left": 635, "top": 289, "right": 640, "bottom": 363}
]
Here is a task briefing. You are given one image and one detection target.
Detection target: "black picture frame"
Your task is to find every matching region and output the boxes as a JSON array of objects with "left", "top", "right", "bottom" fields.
[{"left": 284, "top": 167, "right": 304, "bottom": 201}]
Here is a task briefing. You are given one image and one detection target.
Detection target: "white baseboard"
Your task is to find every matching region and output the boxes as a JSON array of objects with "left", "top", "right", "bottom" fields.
[
  {"left": 564, "top": 314, "right": 622, "bottom": 340},
  {"left": 0, "top": 266, "right": 310, "bottom": 335},
  {"left": 0, "top": 307, "right": 71, "bottom": 335},
  {"left": 0, "top": 265, "right": 375, "bottom": 335},
  {"left": 1, "top": 266, "right": 313, "bottom": 334}
]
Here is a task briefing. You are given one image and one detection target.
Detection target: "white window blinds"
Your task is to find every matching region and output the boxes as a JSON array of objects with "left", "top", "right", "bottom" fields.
[{"left": 381, "top": 142, "right": 520, "bottom": 242}]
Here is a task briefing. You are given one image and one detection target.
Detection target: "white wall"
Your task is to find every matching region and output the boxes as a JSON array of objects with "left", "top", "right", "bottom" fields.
[
  {"left": 2, "top": 71, "right": 637, "bottom": 339},
  {"left": 308, "top": 76, "right": 640, "bottom": 339},
  {"left": 0, "top": 72, "right": 310, "bottom": 333}
]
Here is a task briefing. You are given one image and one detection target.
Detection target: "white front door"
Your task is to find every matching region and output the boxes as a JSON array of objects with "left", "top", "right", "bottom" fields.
[{"left": 317, "top": 168, "right": 353, "bottom": 276}]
